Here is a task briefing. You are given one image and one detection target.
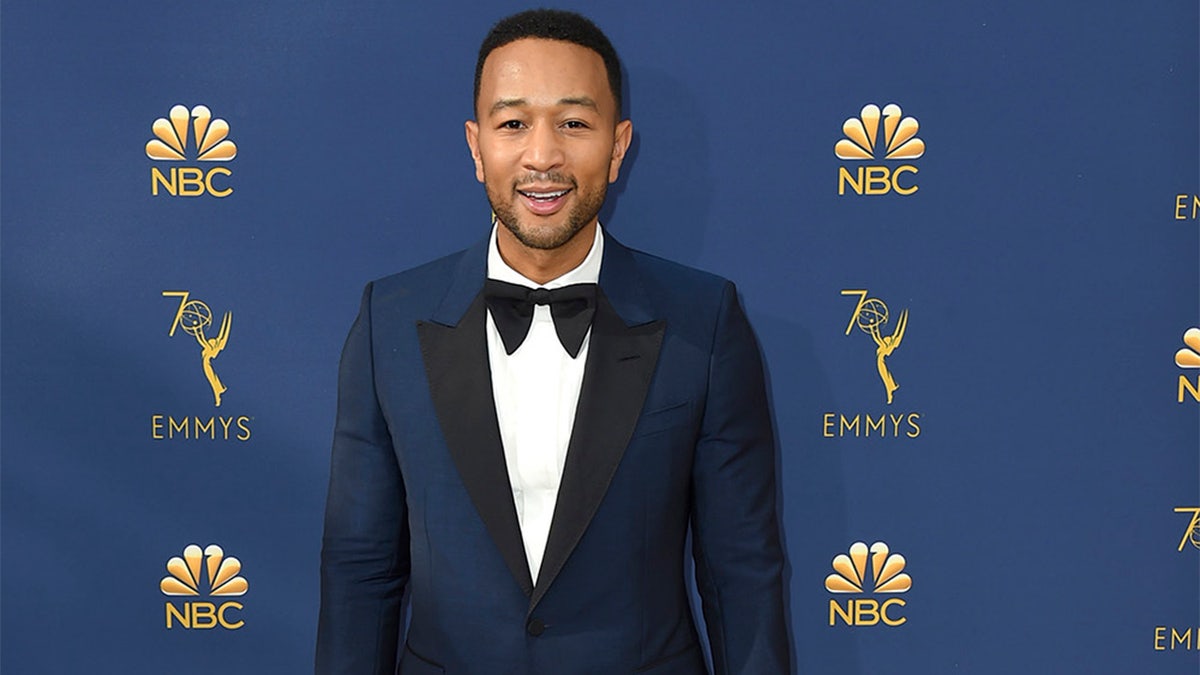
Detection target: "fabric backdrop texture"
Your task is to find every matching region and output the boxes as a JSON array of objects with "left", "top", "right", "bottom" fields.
[{"left": 2, "top": 1, "right": 1197, "bottom": 673}]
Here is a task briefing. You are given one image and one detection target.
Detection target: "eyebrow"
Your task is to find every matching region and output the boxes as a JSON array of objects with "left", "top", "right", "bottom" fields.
[{"left": 489, "top": 96, "right": 600, "bottom": 115}]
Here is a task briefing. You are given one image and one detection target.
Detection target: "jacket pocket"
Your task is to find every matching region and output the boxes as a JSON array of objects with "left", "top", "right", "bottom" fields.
[
  {"left": 630, "top": 400, "right": 692, "bottom": 439},
  {"left": 398, "top": 644, "right": 444, "bottom": 675},
  {"left": 634, "top": 642, "right": 704, "bottom": 674}
]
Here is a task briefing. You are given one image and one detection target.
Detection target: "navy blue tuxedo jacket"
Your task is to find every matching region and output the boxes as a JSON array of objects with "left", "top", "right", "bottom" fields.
[{"left": 317, "top": 234, "right": 789, "bottom": 675}]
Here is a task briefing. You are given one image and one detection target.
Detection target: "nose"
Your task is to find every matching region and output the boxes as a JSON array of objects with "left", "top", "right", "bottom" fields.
[{"left": 523, "top": 122, "right": 565, "bottom": 172}]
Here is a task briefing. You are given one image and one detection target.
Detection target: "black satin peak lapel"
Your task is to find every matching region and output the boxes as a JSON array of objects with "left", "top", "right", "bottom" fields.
[
  {"left": 531, "top": 290, "right": 665, "bottom": 610},
  {"left": 417, "top": 295, "right": 534, "bottom": 597}
]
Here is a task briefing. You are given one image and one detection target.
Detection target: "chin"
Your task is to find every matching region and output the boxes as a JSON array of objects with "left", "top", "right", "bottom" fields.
[
  {"left": 500, "top": 214, "right": 589, "bottom": 251},
  {"left": 519, "top": 225, "right": 582, "bottom": 250}
]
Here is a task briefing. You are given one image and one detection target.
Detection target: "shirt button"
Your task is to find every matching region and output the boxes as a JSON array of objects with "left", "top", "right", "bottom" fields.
[{"left": 526, "top": 617, "right": 546, "bottom": 636}]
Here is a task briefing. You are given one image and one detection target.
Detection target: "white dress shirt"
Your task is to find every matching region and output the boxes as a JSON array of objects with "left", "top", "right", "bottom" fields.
[{"left": 485, "top": 223, "right": 604, "bottom": 584}]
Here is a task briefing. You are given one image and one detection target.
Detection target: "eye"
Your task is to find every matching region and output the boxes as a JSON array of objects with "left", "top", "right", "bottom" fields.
[
  {"left": 499, "top": 119, "right": 525, "bottom": 130},
  {"left": 562, "top": 120, "right": 590, "bottom": 130}
]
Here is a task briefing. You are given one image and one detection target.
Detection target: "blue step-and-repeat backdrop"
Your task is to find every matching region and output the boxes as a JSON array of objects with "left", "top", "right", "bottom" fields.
[{"left": 2, "top": 1, "right": 1197, "bottom": 673}]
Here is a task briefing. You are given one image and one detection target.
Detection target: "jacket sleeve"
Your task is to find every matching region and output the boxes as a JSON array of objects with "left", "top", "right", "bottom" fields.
[
  {"left": 316, "top": 282, "right": 409, "bottom": 675},
  {"left": 691, "top": 281, "right": 791, "bottom": 674}
]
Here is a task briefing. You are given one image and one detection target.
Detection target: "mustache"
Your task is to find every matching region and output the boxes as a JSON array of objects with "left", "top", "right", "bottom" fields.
[{"left": 514, "top": 171, "right": 576, "bottom": 188}]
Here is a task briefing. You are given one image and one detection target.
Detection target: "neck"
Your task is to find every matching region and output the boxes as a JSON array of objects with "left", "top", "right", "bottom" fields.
[{"left": 496, "top": 221, "right": 597, "bottom": 285}]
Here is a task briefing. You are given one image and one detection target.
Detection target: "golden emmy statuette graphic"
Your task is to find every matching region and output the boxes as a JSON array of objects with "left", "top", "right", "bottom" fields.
[
  {"left": 1175, "top": 507, "right": 1200, "bottom": 552},
  {"left": 842, "top": 290, "right": 908, "bottom": 404},
  {"left": 164, "top": 291, "right": 231, "bottom": 407}
]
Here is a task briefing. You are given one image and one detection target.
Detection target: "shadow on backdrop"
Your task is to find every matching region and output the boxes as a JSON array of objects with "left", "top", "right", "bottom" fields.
[
  {"left": 750, "top": 307, "right": 861, "bottom": 675},
  {"left": 601, "top": 65, "right": 711, "bottom": 267}
]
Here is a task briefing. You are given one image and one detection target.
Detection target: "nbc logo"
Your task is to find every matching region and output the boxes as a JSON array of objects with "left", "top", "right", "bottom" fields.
[
  {"left": 146, "top": 104, "right": 236, "bottom": 197},
  {"left": 161, "top": 544, "right": 247, "bottom": 630},
  {"left": 1174, "top": 327, "right": 1200, "bottom": 403},
  {"left": 836, "top": 103, "right": 924, "bottom": 196},
  {"left": 825, "top": 541, "right": 911, "bottom": 626}
]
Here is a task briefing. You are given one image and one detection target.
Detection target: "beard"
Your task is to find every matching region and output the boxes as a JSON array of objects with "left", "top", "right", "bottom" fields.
[{"left": 486, "top": 171, "right": 607, "bottom": 250}]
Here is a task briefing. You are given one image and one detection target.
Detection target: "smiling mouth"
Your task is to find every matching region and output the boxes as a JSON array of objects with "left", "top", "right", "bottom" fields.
[{"left": 517, "top": 188, "right": 571, "bottom": 202}]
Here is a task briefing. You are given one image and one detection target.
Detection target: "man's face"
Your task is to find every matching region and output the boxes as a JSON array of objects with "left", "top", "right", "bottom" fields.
[{"left": 466, "top": 38, "right": 632, "bottom": 251}]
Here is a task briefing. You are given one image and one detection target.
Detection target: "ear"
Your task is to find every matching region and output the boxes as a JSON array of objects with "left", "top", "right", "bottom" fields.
[
  {"left": 464, "top": 120, "right": 485, "bottom": 183},
  {"left": 608, "top": 119, "right": 633, "bottom": 183}
]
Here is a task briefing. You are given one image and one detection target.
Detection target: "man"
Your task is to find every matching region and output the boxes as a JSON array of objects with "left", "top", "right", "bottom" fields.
[{"left": 317, "top": 9, "right": 790, "bottom": 674}]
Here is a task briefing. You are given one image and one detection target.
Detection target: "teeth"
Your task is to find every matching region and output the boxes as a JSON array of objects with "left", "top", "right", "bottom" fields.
[{"left": 523, "top": 190, "right": 567, "bottom": 199}]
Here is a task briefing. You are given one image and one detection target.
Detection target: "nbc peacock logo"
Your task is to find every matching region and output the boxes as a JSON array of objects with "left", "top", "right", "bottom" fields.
[
  {"left": 146, "top": 104, "right": 237, "bottom": 197},
  {"left": 836, "top": 103, "right": 924, "bottom": 196},
  {"left": 825, "top": 541, "right": 911, "bottom": 626},
  {"left": 161, "top": 544, "right": 247, "bottom": 630},
  {"left": 1174, "top": 327, "right": 1200, "bottom": 403}
]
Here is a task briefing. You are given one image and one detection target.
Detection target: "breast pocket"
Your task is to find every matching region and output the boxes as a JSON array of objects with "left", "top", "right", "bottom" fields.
[{"left": 630, "top": 400, "right": 693, "bottom": 439}]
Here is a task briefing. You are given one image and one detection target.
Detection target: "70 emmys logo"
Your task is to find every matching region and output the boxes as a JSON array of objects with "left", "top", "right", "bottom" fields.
[
  {"left": 161, "top": 544, "right": 247, "bottom": 630},
  {"left": 823, "top": 290, "right": 920, "bottom": 439},
  {"left": 836, "top": 103, "right": 924, "bottom": 196},
  {"left": 152, "top": 290, "right": 250, "bottom": 442},
  {"left": 1176, "top": 507, "right": 1200, "bottom": 551},
  {"left": 146, "top": 105, "right": 237, "bottom": 197},
  {"left": 1150, "top": 508, "right": 1200, "bottom": 652}
]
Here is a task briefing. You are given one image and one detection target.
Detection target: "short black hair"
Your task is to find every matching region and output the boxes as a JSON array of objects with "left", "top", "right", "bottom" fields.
[{"left": 474, "top": 9, "right": 623, "bottom": 116}]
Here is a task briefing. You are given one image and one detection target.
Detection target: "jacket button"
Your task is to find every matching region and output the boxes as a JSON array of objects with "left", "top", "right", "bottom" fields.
[{"left": 526, "top": 617, "right": 545, "bottom": 636}]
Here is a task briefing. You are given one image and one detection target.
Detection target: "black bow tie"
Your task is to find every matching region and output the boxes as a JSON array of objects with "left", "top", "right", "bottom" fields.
[{"left": 483, "top": 279, "right": 597, "bottom": 358}]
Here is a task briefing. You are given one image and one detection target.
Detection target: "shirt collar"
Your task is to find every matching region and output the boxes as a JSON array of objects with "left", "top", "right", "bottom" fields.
[{"left": 487, "top": 222, "right": 604, "bottom": 289}]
